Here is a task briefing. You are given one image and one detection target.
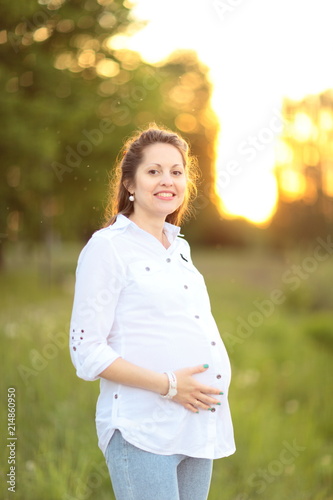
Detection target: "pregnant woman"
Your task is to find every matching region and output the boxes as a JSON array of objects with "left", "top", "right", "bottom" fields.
[{"left": 69, "top": 125, "right": 235, "bottom": 500}]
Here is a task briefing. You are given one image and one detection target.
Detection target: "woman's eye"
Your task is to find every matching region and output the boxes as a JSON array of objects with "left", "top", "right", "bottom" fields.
[{"left": 147, "top": 169, "right": 183, "bottom": 175}]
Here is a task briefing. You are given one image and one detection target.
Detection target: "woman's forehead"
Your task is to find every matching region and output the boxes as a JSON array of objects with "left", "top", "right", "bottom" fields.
[{"left": 141, "top": 143, "right": 185, "bottom": 165}]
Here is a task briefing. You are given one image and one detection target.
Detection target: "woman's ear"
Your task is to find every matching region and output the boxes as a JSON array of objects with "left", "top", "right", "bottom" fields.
[{"left": 123, "top": 180, "right": 133, "bottom": 193}]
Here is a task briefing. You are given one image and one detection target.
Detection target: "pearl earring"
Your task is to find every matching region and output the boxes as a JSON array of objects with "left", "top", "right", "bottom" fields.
[{"left": 129, "top": 194, "right": 135, "bottom": 202}]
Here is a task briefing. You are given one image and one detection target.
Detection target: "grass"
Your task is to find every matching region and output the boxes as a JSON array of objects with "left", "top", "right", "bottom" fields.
[{"left": 0, "top": 243, "right": 332, "bottom": 500}]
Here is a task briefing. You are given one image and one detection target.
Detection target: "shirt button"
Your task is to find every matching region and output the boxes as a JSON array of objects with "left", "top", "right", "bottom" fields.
[
  {"left": 114, "top": 394, "right": 118, "bottom": 399},
  {"left": 210, "top": 408, "right": 216, "bottom": 413},
  {"left": 184, "top": 285, "right": 188, "bottom": 289},
  {"left": 195, "top": 315, "right": 200, "bottom": 319},
  {"left": 145, "top": 267, "right": 150, "bottom": 271},
  {"left": 216, "top": 374, "right": 222, "bottom": 379},
  {"left": 211, "top": 341, "right": 216, "bottom": 346},
  {"left": 166, "top": 258, "right": 171, "bottom": 263}
]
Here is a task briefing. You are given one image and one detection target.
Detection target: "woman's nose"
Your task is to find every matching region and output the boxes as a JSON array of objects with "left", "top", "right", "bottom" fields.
[{"left": 160, "top": 173, "right": 173, "bottom": 185}]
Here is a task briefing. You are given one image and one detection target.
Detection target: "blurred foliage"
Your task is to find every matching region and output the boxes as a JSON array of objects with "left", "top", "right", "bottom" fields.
[
  {"left": 2, "top": 0, "right": 333, "bottom": 271},
  {"left": 1, "top": 246, "right": 332, "bottom": 499},
  {"left": 0, "top": 0, "right": 224, "bottom": 264},
  {"left": 304, "top": 313, "right": 333, "bottom": 351},
  {"left": 271, "top": 90, "right": 333, "bottom": 247}
]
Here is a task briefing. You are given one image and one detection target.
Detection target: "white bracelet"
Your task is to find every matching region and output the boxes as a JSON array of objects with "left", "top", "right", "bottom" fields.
[{"left": 160, "top": 371, "right": 177, "bottom": 399}]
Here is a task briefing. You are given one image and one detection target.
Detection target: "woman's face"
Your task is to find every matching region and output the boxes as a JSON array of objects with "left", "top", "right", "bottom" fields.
[{"left": 128, "top": 142, "right": 187, "bottom": 221}]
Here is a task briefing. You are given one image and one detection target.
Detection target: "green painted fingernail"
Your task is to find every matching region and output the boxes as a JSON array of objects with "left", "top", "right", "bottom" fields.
[
  {"left": 216, "top": 402, "right": 221, "bottom": 405},
  {"left": 219, "top": 392, "right": 224, "bottom": 395},
  {"left": 203, "top": 364, "right": 209, "bottom": 369}
]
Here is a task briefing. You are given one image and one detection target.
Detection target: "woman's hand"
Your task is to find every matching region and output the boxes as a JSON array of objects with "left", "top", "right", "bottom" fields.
[
  {"left": 99, "top": 358, "right": 222, "bottom": 413},
  {"left": 172, "top": 364, "right": 223, "bottom": 413}
]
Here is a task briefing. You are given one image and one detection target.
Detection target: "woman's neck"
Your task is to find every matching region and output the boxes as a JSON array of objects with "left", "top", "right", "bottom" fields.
[{"left": 128, "top": 212, "right": 170, "bottom": 248}]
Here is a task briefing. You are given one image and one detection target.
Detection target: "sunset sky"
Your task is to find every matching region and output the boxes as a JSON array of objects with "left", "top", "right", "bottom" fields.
[{"left": 119, "top": 0, "right": 333, "bottom": 225}]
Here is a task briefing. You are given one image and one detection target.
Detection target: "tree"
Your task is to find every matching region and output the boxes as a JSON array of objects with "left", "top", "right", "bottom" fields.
[
  {"left": 0, "top": 0, "right": 226, "bottom": 271},
  {"left": 270, "top": 90, "right": 333, "bottom": 247},
  {"left": 0, "top": 0, "right": 139, "bottom": 250}
]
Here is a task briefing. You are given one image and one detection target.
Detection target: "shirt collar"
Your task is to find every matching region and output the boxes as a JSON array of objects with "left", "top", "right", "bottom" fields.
[{"left": 112, "top": 213, "right": 181, "bottom": 241}]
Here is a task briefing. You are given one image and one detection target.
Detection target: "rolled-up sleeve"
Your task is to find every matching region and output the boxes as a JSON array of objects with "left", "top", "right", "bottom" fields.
[{"left": 69, "top": 233, "right": 126, "bottom": 381}]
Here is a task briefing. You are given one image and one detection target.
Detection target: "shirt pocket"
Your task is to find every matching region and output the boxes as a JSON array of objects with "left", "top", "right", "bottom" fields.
[
  {"left": 127, "top": 260, "right": 163, "bottom": 278},
  {"left": 123, "top": 260, "right": 172, "bottom": 324},
  {"left": 126, "top": 260, "right": 164, "bottom": 294}
]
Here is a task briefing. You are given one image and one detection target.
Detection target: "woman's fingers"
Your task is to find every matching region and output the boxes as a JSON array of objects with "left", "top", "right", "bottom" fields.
[
  {"left": 185, "top": 398, "right": 220, "bottom": 413},
  {"left": 185, "top": 403, "right": 199, "bottom": 413},
  {"left": 173, "top": 364, "right": 224, "bottom": 411},
  {"left": 192, "top": 398, "right": 211, "bottom": 411},
  {"left": 184, "top": 365, "right": 223, "bottom": 395},
  {"left": 195, "top": 394, "right": 222, "bottom": 409},
  {"left": 198, "top": 381, "right": 223, "bottom": 396}
]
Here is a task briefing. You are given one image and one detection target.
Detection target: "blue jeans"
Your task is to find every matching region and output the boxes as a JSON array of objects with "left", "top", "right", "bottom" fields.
[{"left": 105, "top": 430, "right": 213, "bottom": 500}]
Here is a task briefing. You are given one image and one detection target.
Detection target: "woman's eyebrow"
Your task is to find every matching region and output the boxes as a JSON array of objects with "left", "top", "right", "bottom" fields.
[{"left": 147, "top": 163, "right": 184, "bottom": 168}]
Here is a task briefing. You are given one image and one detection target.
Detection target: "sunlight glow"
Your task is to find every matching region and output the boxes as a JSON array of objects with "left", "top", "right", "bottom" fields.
[
  {"left": 33, "top": 27, "right": 50, "bottom": 42},
  {"left": 319, "top": 110, "right": 333, "bottom": 131},
  {"left": 218, "top": 170, "right": 278, "bottom": 225},
  {"left": 275, "top": 141, "right": 294, "bottom": 166},
  {"left": 96, "top": 58, "right": 120, "bottom": 78},
  {"left": 279, "top": 170, "right": 306, "bottom": 201},
  {"left": 292, "top": 113, "right": 316, "bottom": 142},
  {"left": 122, "top": 0, "right": 333, "bottom": 225},
  {"left": 323, "top": 166, "right": 333, "bottom": 197}
]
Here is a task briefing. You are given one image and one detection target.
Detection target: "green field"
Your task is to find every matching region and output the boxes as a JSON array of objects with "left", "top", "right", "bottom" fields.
[{"left": 1, "top": 244, "right": 332, "bottom": 500}]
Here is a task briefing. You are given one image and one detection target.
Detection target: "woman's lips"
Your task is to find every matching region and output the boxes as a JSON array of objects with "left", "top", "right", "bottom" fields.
[{"left": 154, "top": 192, "right": 175, "bottom": 200}]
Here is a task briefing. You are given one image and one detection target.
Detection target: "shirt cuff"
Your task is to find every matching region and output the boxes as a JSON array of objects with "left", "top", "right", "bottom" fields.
[{"left": 76, "top": 344, "right": 121, "bottom": 381}]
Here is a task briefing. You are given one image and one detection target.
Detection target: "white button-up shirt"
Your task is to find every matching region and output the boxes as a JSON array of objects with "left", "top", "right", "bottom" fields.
[{"left": 69, "top": 214, "right": 235, "bottom": 459}]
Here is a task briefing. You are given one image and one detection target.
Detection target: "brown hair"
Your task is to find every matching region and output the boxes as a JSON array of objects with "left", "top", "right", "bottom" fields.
[{"left": 103, "top": 124, "right": 199, "bottom": 227}]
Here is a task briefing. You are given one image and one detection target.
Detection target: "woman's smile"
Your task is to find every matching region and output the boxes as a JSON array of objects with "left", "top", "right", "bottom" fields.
[{"left": 154, "top": 190, "right": 176, "bottom": 200}]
